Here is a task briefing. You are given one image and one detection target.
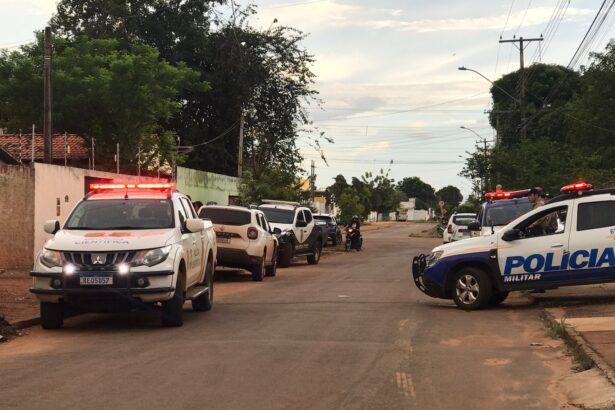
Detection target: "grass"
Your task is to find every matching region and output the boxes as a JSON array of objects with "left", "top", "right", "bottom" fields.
[{"left": 544, "top": 317, "right": 595, "bottom": 372}]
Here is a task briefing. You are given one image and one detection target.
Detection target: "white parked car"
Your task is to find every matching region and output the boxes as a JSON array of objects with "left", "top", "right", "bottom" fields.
[
  {"left": 30, "top": 183, "right": 217, "bottom": 329},
  {"left": 443, "top": 213, "right": 477, "bottom": 243},
  {"left": 198, "top": 205, "right": 278, "bottom": 281}
]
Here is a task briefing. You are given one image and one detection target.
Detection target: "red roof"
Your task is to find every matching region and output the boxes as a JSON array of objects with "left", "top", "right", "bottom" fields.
[{"left": 0, "top": 134, "right": 89, "bottom": 161}]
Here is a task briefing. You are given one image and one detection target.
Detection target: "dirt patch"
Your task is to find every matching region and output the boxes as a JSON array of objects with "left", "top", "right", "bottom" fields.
[
  {"left": 0, "top": 274, "right": 39, "bottom": 327},
  {"left": 0, "top": 315, "right": 18, "bottom": 343}
]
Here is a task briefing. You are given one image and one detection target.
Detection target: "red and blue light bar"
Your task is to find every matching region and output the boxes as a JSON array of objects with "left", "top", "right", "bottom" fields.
[
  {"left": 485, "top": 188, "right": 540, "bottom": 200},
  {"left": 560, "top": 181, "right": 593, "bottom": 193}
]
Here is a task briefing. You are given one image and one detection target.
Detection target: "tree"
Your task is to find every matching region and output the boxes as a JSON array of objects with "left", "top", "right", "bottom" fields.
[
  {"left": 50, "top": 1, "right": 326, "bottom": 177},
  {"left": 436, "top": 186, "right": 463, "bottom": 209},
  {"left": 490, "top": 63, "right": 579, "bottom": 145},
  {"left": 238, "top": 166, "right": 307, "bottom": 206},
  {"left": 0, "top": 36, "right": 205, "bottom": 171},
  {"left": 325, "top": 174, "right": 349, "bottom": 207},
  {"left": 361, "top": 169, "right": 401, "bottom": 214},
  {"left": 337, "top": 187, "right": 364, "bottom": 226},
  {"left": 396, "top": 177, "right": 436, "bottom": 210}
]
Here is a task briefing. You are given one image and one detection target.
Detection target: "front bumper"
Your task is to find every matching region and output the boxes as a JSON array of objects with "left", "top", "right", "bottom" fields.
[
  {"left": 30, "top": 270, "right": 175, "bottom": 301},
  {"left": 412, "top": 254, "right": 447, "bottom": 299}
]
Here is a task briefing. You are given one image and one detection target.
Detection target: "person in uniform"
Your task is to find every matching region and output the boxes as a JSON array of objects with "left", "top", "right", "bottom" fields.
[{"left": 527, "top": 187, "right": 558, "bottom": 235}]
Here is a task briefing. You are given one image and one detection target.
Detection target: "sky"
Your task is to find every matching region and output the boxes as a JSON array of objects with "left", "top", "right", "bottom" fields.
[{"left": 1, "top": 0, "right": 615, "bottom": 199}]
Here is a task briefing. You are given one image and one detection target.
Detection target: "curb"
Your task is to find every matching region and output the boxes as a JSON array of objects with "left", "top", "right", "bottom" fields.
[
  {"left": 12, "top": 317, "right": 40, "bottom": 330},
  {"left": 542, "top": 309, "right": 615, "bottom": 386}
]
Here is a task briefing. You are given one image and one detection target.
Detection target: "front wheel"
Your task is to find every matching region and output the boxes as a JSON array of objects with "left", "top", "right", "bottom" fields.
[
  {"left": 161, "top": 273, "right": 185, "bottom": 326},
  {"left": 192, "top": 260, "right": 214, "bottom": 312},
  {"left": 40, "top": 302, "right": 64, "bottom": 329},
  {"left": 451, "top": 268, "right": 493, "bottom": 311},
  {"left": 278, "top": 243, "right": 293, "bottom": 268}
]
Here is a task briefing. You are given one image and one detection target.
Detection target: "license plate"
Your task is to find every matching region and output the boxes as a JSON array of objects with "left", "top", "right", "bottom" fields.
[
  {"left": 217, "top": 237, "right": 230, "bottom": 244},
  {"left": 79, "top": 275, "right": 113, "bottom": 286}
]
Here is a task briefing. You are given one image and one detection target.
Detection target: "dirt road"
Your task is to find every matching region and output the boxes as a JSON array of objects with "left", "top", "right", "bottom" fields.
[{"left": 0, "top": 223, "right": 573, "bottom": 409}]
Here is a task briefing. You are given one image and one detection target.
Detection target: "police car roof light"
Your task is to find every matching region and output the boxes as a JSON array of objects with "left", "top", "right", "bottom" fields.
[
  {"left": 561, "top": 181, "right": 593, "bottom": 193},
  {"left": 89, "top": 182, "right": 175, "bottom": 191}
]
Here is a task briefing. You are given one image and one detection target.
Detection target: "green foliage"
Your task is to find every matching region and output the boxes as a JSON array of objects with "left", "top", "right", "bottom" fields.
[
  {"left": 396, "top": 177, "right": 436, "bottom": 210},
  {"left": 325, "top": 174, "right": 349, "bottom": 206},
  {"left": 436, "top": 185, "right": 463, "bottom": 209},
  {"left": 238, "top": 167, "right": 307, "bottom": 206},
  {"left": 337, "top": 187, "right": 364, "bottom": 225},
  {"left": 0, "top": 35, "right": 205, "bottom": 171},
  {"left": 463, "top": 44, "right": 615, "bottom": 196}
]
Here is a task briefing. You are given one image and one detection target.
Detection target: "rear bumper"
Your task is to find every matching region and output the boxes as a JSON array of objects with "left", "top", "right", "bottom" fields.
[
  {"left": 412, "top": 255, "right": 447, "bottom": 299},
  {"left": 217, "top": 248, "right": 261, "bottom": 268}
]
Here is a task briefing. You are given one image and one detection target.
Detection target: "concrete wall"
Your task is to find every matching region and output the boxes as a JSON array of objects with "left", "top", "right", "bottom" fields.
[
  {"left": 0, "top": 166, "right": 35, "bottom": 270},
  {"left": 176, "top": 166, "right": 239, "bottom": 206},
  {"left": 33, "top": 163, "right": 163, "bottom": 262}
]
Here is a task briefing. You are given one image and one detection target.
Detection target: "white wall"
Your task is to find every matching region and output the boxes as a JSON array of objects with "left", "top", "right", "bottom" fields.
[{"left": 33, "top": 163, "right": 161, "bottom": 257}]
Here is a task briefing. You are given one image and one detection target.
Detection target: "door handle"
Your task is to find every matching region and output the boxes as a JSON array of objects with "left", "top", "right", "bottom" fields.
[{"left": 551, "top": 243, "right": 564, "bottom": 248}]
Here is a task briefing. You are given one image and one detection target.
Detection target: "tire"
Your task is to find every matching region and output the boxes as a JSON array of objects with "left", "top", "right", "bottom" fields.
[
  {"left": 279, "top": 243, "right": 293, "bottom": 268},
  {"left": 489, "top": 291, "right": 509, "bottom": 307},
  {"left": 40, "top": 302, "right": 64, "bottom": 329},
  {"left": 307, "top": 241, "right": 322, "bottom": 265},
  {"left": 192, "top": 260, "right": 214, "bottom": 312},
  {"left": 251, "top": 255, "right": 265, "bottom": 281},
  {"left": 331, "top": 234, "right": 338, "bottom": 246},
  {"left": 345, "top": 241, "right": 350, "bottom": 252},
  {"left": 451, "top": 267, "right": 493, "bottom": 311},
  {"left": 265, "top": 248, "right": 277, "bottom": 277},
  {"left": 161, "top": 272, "right": 185, "bottom": 326}
]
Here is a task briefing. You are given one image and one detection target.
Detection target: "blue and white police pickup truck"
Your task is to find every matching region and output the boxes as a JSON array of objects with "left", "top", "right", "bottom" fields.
[
  {"left": 30, "top": 182, "right": 217, "bottom": 328},
  {"left": 413, "top": 182, "right": 615, "bottom": 310}
]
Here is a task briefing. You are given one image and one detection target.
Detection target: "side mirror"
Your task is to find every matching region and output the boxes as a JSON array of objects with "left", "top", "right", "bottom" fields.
[
  {"left": 273, "top": 227, "right": 282, "bottom": 235},
  {"left": 467, "top": 221, "right": 481, "bottom": 232},
  {"left": 296, "top": 220, "right": 308, "bottom": 228},
  {"left": 44, "top": 220, "right": 61, "bottom": 235},
  {"left": 186, "top": 218, "right": 205, "bottom": 233},
  {"left": 502, "top": 229, "right": 520, "bottom": 242}
]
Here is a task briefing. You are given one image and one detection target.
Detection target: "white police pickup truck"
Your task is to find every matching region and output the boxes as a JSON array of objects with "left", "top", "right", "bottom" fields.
[
  {"left": 413, "top": 182, "right": 615, "bottom": 310},
  {"left": 30, "top": 183, "right": 217, "bottom": 328}
]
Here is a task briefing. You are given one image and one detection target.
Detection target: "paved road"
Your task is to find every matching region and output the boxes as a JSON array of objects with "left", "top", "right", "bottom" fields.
[{"left": 0, "top": 224, "right": 571, "bottom": 409}]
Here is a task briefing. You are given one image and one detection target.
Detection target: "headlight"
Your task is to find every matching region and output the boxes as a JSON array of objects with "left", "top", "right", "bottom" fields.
[
  {"left": 133, "top": 246, "right": 172, "bottom": 267},
  {"left": 40, "top": 249, "right": 62, "bottom": 268},
  {"left": 426, "top": 251, "right": 443, "bottom": 268}
]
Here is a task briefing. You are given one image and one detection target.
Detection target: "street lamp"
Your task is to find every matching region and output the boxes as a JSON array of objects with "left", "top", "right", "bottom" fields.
[
  {"left": 458, "top": 66, "right": 520, "bottom": 105},
  {"left": 459, "top": 126, "right": 482, "bottom": 139}
]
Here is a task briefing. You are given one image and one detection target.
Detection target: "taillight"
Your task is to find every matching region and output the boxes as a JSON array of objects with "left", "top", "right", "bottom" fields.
[
  {"left": 247, "top": 227, "right": 258, "bottom": 240},
  {"left": 447, "top": 224, "right": 453, "bottom": 233}
]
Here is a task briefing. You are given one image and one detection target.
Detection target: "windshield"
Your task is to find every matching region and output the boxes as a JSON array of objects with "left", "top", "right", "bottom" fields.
[
  {"left": 453, "top": 215, "right": 476, "bottom": 226},
  {"left": 199, "top": 208, "right": 251, "bottom": 225},
  {"left": 65, "top": 199, "right": 174, "bottom": 230},
  {"left": 260, "top": 207, "right": 294, "bottom": 224},
  {"left": 314, "top": 215, "right": 332, "bottom": 223},
  {"left": 483, "top": 201, "right": 533, "bottom": 226}
]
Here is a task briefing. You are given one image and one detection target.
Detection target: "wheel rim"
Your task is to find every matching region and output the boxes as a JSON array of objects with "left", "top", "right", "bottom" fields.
[{"left": 455, "top": 274, "right": 479, "bottom": 304}]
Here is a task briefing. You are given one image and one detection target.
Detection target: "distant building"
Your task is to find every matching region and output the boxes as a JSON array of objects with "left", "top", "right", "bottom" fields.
[{"left": 397, "top": 198, "right": 429, "bottom": 221}]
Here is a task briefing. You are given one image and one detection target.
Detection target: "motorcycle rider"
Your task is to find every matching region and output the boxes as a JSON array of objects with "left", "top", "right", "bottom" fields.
[
  {"left": 347, "top": 215, "right": 361, "bottom": 230},
  {"left": 345, "top": 216, "right": 362, "bottom": 250}
]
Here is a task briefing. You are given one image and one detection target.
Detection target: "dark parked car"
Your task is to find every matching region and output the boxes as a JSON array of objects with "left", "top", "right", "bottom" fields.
[{"left": 314, "top": 214, "right": 343, "bottom": 246}]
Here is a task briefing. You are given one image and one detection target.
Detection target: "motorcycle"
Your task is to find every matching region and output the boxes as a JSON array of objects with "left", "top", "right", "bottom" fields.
[{"left": 345, "top": 227, "right": 363, "bottom": 251}]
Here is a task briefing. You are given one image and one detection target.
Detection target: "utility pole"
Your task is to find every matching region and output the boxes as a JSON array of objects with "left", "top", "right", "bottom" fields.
[
  {"left": 310, "top": 160, "right": 316, "bottom": 202},
  {"left": 237, "top": 114, "right": 245, "bottom": 177},
  {"left": 499, "top": 35, "right": 543, "bottom": 140},
  {"left": 43, "top": 26, "right": 53, "bottom": 163},
  {"left": 115, "top": 143, "right": 120, "bottom": 174}
]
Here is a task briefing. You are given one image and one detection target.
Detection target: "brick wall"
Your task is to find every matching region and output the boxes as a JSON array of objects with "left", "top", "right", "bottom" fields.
[{"left": 0, "top": 166, "right": 35, "bottom": 271}]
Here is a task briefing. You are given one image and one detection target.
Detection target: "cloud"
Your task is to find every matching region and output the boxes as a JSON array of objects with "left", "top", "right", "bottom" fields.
[
  {"left": 354, "top": 141, "right": 389, "bottom": 153},
  {"left": 259, "top": 2, "right": 593, "bottom": 33}
]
